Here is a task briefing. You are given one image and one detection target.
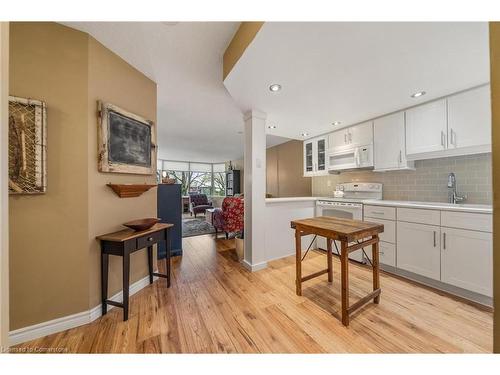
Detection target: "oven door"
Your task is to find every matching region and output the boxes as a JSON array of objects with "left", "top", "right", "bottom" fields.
[{"left": 316, "top": 201, "right": 365, "bottom": 263}]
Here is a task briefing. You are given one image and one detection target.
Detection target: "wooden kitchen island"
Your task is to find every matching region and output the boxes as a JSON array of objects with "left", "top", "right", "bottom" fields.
[{"left": 291, "top": 216, "right": 384, "bottom": 326}]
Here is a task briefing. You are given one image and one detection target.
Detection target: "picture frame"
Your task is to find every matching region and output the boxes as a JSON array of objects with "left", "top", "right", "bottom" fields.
[
  {"left": 8, "top": 95, "right": 47, "bottom": 194},
  {"left": 97, "top": 101, "right": 157, "bottom": 175}
]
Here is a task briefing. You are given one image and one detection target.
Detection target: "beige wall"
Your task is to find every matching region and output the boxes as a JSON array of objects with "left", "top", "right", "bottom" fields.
[
  {"left": 87, "top": 37, "right": 157, "bottom": 307},
  {"left": 489, "top": 22, "right": 500, "bottom": 354},
  {"left": 9, "top": 22, "right": 90, "bottom": 330},
  {"left": 1, "top": 22, "right": 10, "bottom": 347},
  {"left": 223, "top": 22, "right": 264, "bottom": 80},
  {"left": 8, "top": 23, "right": 157, "bottom": 330},
  {"left": 229, "top": 140, "right": 312, "bottom": 198},
  {"left": 313, "top": 153, "right": 492, "bottom": 204}
]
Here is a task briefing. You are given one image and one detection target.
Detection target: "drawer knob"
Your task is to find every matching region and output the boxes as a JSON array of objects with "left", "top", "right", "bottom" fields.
[{"left": 148, "top": 237, "right": 153, "bottom": 241}]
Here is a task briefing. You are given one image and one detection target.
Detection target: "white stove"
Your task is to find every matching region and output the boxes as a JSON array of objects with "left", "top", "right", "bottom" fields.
[{"left": 316, "top": 182, "right": 383, "bottom": 263}]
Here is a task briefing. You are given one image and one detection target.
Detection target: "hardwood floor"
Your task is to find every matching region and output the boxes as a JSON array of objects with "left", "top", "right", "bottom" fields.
[{"left": 15, "top": 235, "right": 492, "bottom": 353}]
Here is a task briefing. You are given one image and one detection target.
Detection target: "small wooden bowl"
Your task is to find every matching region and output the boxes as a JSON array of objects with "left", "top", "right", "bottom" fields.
[{"left": 123, "top": 218, "right": 160, "bottom": 231}]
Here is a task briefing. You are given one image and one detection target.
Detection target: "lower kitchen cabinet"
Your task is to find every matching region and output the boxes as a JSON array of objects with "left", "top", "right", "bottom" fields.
[
  {"left": 396, "top": 221, "right": 441, "bottom": 280},
  {"left": 441, "top": 227, "right": 492, "bottom": 297},
  {"left": 365, "top": 241, "right": 396, "bottom": 267}
]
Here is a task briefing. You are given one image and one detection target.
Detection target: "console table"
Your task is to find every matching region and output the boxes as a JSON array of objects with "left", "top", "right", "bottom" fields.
[
  {"left": 291, "top": 216, "right": 384, "bottom": 326},
  {"left": 96, "top": 223, "right": 173, "bottom": 321}
]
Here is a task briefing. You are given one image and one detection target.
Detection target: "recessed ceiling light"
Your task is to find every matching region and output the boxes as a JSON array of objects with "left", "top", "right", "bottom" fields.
[
  {"left": 269, "top": 84, "right": 282, "bottom": 92},
  {"left": 411, "top": 91, "right": 426, "bottom": 98},
  {"left": 301, "top": 132, "right": 309, "bottom": 137},
  {"left": 332, "top": 121, "right": 341, "bottom": 126},
  {"left": 268, "top": 125, "right": 276, "bottom": 129}
]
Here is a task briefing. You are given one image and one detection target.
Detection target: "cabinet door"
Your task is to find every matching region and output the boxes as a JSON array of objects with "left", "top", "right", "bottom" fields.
[
  {"left": 348, "top": 121, "right": 373, "bottom": 147},
  {"left": 328, "top": 129, "right": 349, "bottom": 151},
  {"left": 303, "top": 141, "right": 314, "bottom": 176},
  {"left": 441, "top": 227, "right": 492, "bottom": 296},
  {"left": 316, "top": 137, "right": 327, "bottom": 174},
  {"left": 447, "top": 85, "right": 491, "bottom": 150},
  {"left": 397, "top": 221, "right": 441, "bottom": 280},
  {"left": 406, "top": 99, "right": 447, "bottom": 155},
  {"left": 374, "top": 112, "right": 404, "bottom": 170}
]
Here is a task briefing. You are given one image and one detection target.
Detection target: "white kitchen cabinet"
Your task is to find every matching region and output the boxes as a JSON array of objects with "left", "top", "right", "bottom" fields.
[
  {"left": 328, "top": 121, "right": 373, "bottom": 153},
  {"left": 348, "top": 121, "right": 373, "bottom": 147},
  {"left": 303, "top": 136, "right": 328, "bottom": 177},
  {"left": 441, "top": 227, "right": 492, "bottom": 296},
  {"left": 373, "top": 112, "right": 414, "bottom": 171},
  {"left": 447, "top": 85, "right": 491, "bottom": 152},
  {"left": 397, "top": 221, "right": 441, "bottom": 280},
  {"left": 406, "top": 99, "right": 448, "bottom": 156},
  {"left": 328, "top": 128, "right": 350, "bottom": 151},
  {"left": 365, "top": 241, "right": 396, "bottom": 267}
]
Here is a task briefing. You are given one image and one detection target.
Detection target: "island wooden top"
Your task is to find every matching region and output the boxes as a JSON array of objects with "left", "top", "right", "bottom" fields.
[
  {"left": 96, "top": 223, "right": 173, "bottom": 242},
  {"left": 291, "top": 216, "right": 384, "bottom": 242}
]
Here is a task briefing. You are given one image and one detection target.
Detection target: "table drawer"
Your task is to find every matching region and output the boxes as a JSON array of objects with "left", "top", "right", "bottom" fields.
[
  {"left": 364, "top": 205, "right": 396, "bottom": 220},
  {"left": 441, "top": 211, "right": 492, "bottom": 232},
  {"left": 364, "top": 217, "right": 395, "bottom": 244},
  {"left": 137, "top": 230, "right": 165, "bottom": 248},
  {"left": 397, "top": 207, "right": 440, "bottom": 226}
]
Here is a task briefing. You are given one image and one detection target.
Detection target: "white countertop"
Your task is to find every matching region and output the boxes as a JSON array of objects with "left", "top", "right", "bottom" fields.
[
  {"left": 265, "top": 196, "right": 492, "bottom": 213},
  {"left": 265, "top": 197, "right": 320, "bottom": 203},
  {"left": 361, "top": 199, "right": 492, "bottom": 214}
]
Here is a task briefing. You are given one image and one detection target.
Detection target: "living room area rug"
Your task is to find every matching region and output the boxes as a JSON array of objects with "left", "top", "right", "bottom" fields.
[{"left": 182, "top": 217, "right": 216, "bottom": 238}]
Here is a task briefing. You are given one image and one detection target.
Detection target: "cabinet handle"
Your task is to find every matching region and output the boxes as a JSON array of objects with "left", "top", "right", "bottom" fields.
[
  {"left": 371, "top": 211, "right": 385, "bottom": 215},
  {"left": 348, "top": 132, "right": 352, "bottom": 143},
  {"left": 344, "top": 133, "right": 347, "bottom": 143},
  {"left": 399, "top": 150, "right": 402, "bottom": 164},
  {"left": 433, "top": 231, "right": 436, "bottom": 247},
  {"left": 450, "top": 128, "right": 456, "bottom": 146},
  {"left": 443, "top": 232, "right": 446, "bottom": 250},
  {"left": 441, "top": 131, "right": 445, "bottom": 148}
]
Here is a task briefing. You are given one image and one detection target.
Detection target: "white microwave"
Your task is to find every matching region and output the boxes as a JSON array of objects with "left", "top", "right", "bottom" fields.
[{"left": 328, "top": 144, "right": 374, "bottom": 172}]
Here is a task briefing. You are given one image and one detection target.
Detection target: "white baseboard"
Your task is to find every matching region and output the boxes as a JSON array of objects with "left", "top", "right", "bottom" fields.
[
  {"left": 9, "top": 273, "right": 158, "bottom": 346},
  {"left": 242, "top": 259, "right": 268, "bottom": 272}
]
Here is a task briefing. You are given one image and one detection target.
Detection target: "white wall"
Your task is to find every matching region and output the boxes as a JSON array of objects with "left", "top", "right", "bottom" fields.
[
  {"left": 263, "top": 200, "right": 316, "bottom": 265},
  {"left": 0, "top": 22, "right": 10, "bottom": 349}
]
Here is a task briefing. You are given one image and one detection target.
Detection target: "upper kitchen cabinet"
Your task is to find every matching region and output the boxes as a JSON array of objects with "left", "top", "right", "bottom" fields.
[
  {"left": 328, "top": 121, "right": 373, "bottom": 152},
  {"left": 406, "top": 85, "right": 491, "bottom": 160},
  {"left": 447, "top": 85, "right": 491, "bottom": 153},
  {"left": 405, "top": 99, "right": 448, "bottom": 157},
  {"left": 348, "top": 121, "right": 373, "bottom": 147},
  {"left": 373, "top": 112, "right": 414, "bottom": 171},
  {"left": 303, "top": 136, "right": 328, "bottom": 177}
]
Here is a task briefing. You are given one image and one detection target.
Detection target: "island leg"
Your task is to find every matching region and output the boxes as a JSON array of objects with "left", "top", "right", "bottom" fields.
[
  {"left": 326, "top": 238, "right": 333, "bottom": 282},
  {"left": 341, "top": 241, "right": 349, "bottom": 326},
  {"left": 372, "top": 234, "right": 380, "bottom": 304},
  {"left": 295, "top": 230, "right": 302, "bottom": 296}
]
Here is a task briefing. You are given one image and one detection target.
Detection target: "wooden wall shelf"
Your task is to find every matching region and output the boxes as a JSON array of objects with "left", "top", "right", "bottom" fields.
[{"left": 107, "top": 183, "right": 157, "bottom": 198}]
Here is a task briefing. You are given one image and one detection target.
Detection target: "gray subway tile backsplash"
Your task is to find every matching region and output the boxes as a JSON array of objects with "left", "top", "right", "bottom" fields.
[{"left": 311, "top": 153, "right": 492, "bottom": 205}]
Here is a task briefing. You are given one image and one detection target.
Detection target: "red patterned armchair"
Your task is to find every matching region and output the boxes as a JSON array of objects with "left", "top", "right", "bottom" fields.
[{"left": 212, "top": 197, "right": 244, "bottom": 239}]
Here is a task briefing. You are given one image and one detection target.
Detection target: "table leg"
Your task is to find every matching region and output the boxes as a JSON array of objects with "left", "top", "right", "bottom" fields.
[
  {"left": 101, "top": 252, "right": 109, "bottom": 316},
  {"left": 340, "top": 241, "right": 349, "bottom": 326},
  {"left": 327, "top": 238, "right": 333, "bottom": 282},
  {"left": 122, "top": 251, "right": 130, "bottom": 321},
  {"left": 295, "top": 230, "right": 302, "bottom": 296},
  {"left": 147, "top": 245, "right": 154, "bottom": 284},
  {"left": 372, "top": 235, "right": 380, "bottom": 304},
  {"left": 166, "top": 229, "right": 171, "bottom": 288}
]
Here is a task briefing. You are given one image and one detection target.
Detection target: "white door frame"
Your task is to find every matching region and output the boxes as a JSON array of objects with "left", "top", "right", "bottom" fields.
[{"left": 0, "top": 21, "right": 10, "bottom": 349}]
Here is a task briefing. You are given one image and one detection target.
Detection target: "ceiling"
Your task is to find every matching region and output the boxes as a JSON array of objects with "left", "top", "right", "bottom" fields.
[
  {"left": 63, "top": 22, "right": 289, "bottom": 162},
  {"left": 224, "top": 22, "right": 491, "bottom": 140}
]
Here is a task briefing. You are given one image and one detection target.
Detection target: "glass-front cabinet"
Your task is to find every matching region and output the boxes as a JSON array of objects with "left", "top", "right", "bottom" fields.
[{"left": 303, "top": 136, "right": 328, "bottom": 177}]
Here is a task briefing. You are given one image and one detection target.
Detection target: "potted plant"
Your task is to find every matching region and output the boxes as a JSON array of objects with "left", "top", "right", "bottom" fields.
[{"left": 235, "top": 229, "right": 244, "bottom": 262}]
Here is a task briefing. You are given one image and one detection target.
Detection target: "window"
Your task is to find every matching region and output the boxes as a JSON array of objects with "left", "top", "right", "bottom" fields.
[{"left": 158, "top": 160, "right": 227, "bottom": 196}]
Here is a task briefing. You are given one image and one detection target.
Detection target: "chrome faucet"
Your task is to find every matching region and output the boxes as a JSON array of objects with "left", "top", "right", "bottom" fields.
[{"left": 447, "top": 172, "right": 467, "bottom": 204}]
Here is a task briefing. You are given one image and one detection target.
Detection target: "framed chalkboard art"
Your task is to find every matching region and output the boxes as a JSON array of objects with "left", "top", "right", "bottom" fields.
[{"left": 97, "top": 101, "right": 156, "bottom": 175}]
